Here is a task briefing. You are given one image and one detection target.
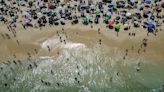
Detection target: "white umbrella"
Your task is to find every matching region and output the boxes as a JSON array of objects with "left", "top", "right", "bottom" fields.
[
  {"left": 106, "top": 12, "right": 111, "bottom": 16},
  {"left": 126, "top": 13, "right": 132, "bottom": 17}
]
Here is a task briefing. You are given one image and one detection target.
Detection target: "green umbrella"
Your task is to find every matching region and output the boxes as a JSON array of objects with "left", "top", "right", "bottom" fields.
[
  {"left": 104, "top": 16, "right": 109, "bottom": 21},
  {"left": 114, "top": 24, "right": 120, "bottom": 29},
  {"left": 83, "top": 17, "right": 88, "bottom": 22},
  {"left": 96, "top": 9, "right": 100, "bottom": 15},
  {"left": 86, "top": 16, "right": 90, "bottom": 20}
]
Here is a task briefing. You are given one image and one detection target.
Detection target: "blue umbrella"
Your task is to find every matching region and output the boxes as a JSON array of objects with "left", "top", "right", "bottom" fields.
[
  {"left": 156, "top": 2, "right": 161, "bottom": 5},
  {"left": 130, "top": 0, "right": 136, "bottom": 3},
  {"left": 143, "top": 10, "right": 149, "bottom": 15},
  {"left": 148, "top": 23, "right": 155, "bottom": 29},
  {"left": 108, "top": 4, "right": 113, "bottom": 9},
  {"left": 60, "top": 18, "right": 65, "bottom": 23},
  {"left": 145, "top": 0, "right": 152, "bottom": 4},
  {"left": 0, "top": 15, "right": 4, "bottom": 21}
]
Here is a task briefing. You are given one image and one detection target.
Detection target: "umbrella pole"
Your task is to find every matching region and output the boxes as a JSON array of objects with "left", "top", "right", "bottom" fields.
[{"left": 117, "top": 32, "right": 119, "bottom": 37}]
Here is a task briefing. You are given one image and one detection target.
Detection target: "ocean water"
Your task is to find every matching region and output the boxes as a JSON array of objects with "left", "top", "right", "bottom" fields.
[{"left": 0, "top": 47, "right": 164, "bottom": 92}]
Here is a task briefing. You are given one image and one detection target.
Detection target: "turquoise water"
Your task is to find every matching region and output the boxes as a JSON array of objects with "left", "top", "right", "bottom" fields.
[{"left": 0, "top": 48, "right": 164, "bottom": 92}]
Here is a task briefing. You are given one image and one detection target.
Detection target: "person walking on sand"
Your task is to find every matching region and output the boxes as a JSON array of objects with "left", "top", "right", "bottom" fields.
[
  {"left": 16, "top": 40, "right": 20, "bottom": 46},
  {"left": 98, "top": 28, "right": 100, "bottom": 34}
]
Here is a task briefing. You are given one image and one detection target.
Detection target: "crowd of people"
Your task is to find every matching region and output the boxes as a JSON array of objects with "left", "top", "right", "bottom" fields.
[
  {"left": 0, "top": 0, "right": 163, "bottom": 35},
  {"left": 0, "top": 0, "right": 164, "bottom": 91}
]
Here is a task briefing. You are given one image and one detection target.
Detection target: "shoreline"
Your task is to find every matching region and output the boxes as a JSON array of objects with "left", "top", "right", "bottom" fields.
[{"left": 0, "top": 22, "right": 164, "bottom": 63}]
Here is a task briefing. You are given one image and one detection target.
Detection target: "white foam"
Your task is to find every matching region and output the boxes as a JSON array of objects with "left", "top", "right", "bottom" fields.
[
  {"left": 41, "top": 36, "right": 60, "bottom": 48},
  {"left": 40, "top": 36, "right": 86, "bottom": 50},
  {"left": 62, "top": 43, "right": 86, "bottom": 49}
]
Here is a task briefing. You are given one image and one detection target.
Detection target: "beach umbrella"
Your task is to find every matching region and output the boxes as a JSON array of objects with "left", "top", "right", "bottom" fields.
[
  {"left": 60, "top": 18, "right": 65, "bottom": 23},
  {"left": 148, "top": 23, "right": 155, "bottom": 29},
  {"left": 145, "top": 0, "right": 152, "bottom": 4},
  {"left": 143, "top": 10, "right": 149, "bottom": 15},
  {"left": 23, "top": 12, "right": 30, "bottom": 17},
  {"left": 124, "top": 24, "right": 129, "bottom": 28},
  {"left": 108, "top": 4, "right": 113, "bottom": 8},
  {"left": 47, "top": 3, "right": 53, "bottom": 8},
  {"left": 0, "top": 15, "right": 4, "bottom": 21},
  {"left": 143, "top": 20, "right": 149, "bottom": 25},
  {"left": 114, "top": 24, "right": 120, "bottom": 29},
  {"left": 126, "top": 12, "right": 132, "bottom": 17},
  {"left": 156, "top": 2, "right": 161, "bottom": 5},
  {"left": 130, "top": 0, "right": 136, "bottom": 3},
  {"left": 90, "top": 4, "right": 95, "bottom": 9},
  {"left": 134, "top": 21, "right": 139, "bottom": 24},
  {"left": 108, "top": 20, "right": 115, "bottom": 25},
  {"left": 143, "top": 7, "right": 149, "bottom": 14},
  {"left": 37, "top": 12, "right": 42, "bottom": 17},
  {"left": 106, "top": 12, "right": 111, "bottom": 16},
  {"left": 115, "top": 16, "right": 120, "bottom": 20},
  {"left": 144, "top": 6, "right": 149, "bottom": 10},
  {"left": 147, "top": 19, "right": 154, "bottom": 24},
  {"left": 83, "top": 17, "right": 88, "bottom": 22},
  {"left": 96, "top": 9, "right": 100, "bottom": 15},
  {"left": 104, "top": 16, "right": 109, "bottom": 22}
]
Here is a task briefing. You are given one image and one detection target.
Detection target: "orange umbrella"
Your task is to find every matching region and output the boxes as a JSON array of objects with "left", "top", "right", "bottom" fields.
[
  {"left": 124, "top": 24, "right": 129, "bottom": 28},
  {"left": 144, "top": 7, "right": 149, "bottom": 11},
  {"left": 156, "top": 5, "right": 161, "bottom": 9}
]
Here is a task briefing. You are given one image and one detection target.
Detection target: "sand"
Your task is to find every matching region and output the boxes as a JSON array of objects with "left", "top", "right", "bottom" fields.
[{"left": 0, "top": 18, "right": 164, "bottom": 62}]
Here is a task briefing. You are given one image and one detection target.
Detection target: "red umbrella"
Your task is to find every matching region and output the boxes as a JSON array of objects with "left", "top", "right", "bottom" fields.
[
  {"left": 108, "top": 20, "right": 115, "bottom": 25},
  {"left": 47, "top": 2, "right": 53, "bottom": 8}
]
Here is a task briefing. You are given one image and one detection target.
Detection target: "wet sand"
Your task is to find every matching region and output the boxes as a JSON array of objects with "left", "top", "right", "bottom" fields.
[{"left": 0, "top": 20, "right": 164, "bottom": 62}]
